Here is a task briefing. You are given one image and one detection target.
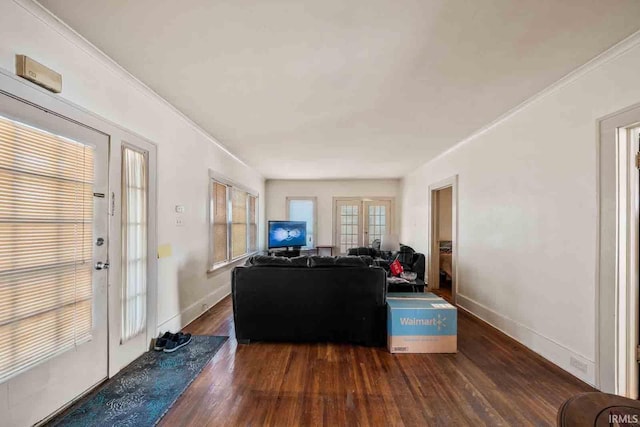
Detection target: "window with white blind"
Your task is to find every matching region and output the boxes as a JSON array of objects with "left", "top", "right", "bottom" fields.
[
  {"left": 287, "top": 197, "right": 316, "bottom": 248},
  {"left": 0, "top": 115, "right": 94, "bottom": 382},
  {"left": 231, "top": 188, "right": 247, "bottom": 258},
  {"left": 211, "top": 181, "right": 229, "bottom": 264},
  {"left": 209, "top": 173, "right": 258, "bottom": 270},
  {"left": 121, "top": 146, "right": 148, "bottom": 343},
  {"left": 248, "top": 194, "right": 257, "bottom": 253}
]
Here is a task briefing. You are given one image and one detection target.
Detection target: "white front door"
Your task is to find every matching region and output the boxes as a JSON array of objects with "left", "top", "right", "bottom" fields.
[{"left": 0, "top": 93, "right": 109, "bottom": 427}]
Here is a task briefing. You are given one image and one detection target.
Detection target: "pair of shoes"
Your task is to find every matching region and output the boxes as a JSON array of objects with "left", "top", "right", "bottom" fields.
[
  {"left": 154, "top": 331, "right": 175, "bottom": 351},
  {"left": 163, "top": 332, "right": 192, "bottom": 353},
  {"left": 154, "top": 331, "right": 192, "bottom": 353}
]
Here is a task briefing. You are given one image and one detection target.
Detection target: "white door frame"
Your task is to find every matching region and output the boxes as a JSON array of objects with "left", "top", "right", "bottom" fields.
[
  {"left": 427, "top": 175, "right": 458, "bottom": 304},
  {"left": 598, "top": 104, "right": 640, "bottom": 396},
  {"left": 0, "top": 68, "right": 159, "bottom": 381}
]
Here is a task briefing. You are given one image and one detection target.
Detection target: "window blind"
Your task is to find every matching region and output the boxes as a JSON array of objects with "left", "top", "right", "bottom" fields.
[
  {"left": 248, "top": 195, "right": 257, "bottom": 252},
  {"left": 0, "top": 115, "right": 94, "bottom": 383},
  {"left": 209, "top": 177, "right": 257, "bottom": 269},
  {"left": 211, "top": 182, "right": 229, "bottom": 264},
  {"left": 231, "top": 188, "right": 247, "bottom": 258},
  {"left": 121, "top": 147, "right": 147, "bottom": 343}
]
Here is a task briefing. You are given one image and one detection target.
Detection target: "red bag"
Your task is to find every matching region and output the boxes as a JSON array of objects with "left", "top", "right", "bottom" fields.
[{"left": 390, "top": 258, "right": 404, "bottom": 276}]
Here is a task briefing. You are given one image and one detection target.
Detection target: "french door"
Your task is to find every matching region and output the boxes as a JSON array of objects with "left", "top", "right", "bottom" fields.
[
  {"left": 364, "top": 199, "right": 392, "bottom": 246},
  {"left": 0, "top": 93, "right": 109, "bottom": 426},
  {"left": 334, "top": 198, "right": 394, "bottom": 254}
]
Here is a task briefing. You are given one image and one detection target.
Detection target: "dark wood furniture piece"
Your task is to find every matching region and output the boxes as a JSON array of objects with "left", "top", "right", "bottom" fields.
[
  {"left": 315, "top": 245, "right": 335, "bottom": 256},
  {"left": 557, "top": 392, "right": 640, "bottom": 426},
  {"left": 268, "top": 248, "right": 301, "bottom": 258},
  {"left": 387, "top": 277, "right": 426, "bottom": 293}
]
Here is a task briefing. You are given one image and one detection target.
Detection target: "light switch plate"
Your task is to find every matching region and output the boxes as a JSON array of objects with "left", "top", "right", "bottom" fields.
[{"left": 175, "top": 205, "right": 185, "bottom": 213}]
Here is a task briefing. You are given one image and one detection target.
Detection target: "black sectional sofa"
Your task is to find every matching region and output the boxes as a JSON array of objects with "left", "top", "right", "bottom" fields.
[
  {"left": 347, "top": 245, "right": 426, "bottom": 281},
  {"left": 232, "top": 255, "right": 387, "bottom": 346}
]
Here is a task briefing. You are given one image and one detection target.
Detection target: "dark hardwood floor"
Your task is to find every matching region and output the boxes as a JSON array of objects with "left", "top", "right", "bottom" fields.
[
  {"left": 433, "top": 284, "right": 453, "bottom": 302},
  {"left": 160, "top": 296, "right": 594, "bottom": 426}
]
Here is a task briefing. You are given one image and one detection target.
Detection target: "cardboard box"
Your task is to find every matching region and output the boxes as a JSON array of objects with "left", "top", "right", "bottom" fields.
[
  {"left": 387, "top": 298, "right": 457, "bottom": 353},
  {"left": 387, "top": 292, "right": 441, "bottom": 300}
]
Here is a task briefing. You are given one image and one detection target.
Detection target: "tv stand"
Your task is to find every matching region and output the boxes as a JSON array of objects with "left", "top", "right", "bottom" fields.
[{"left": 268, "top": 247, "right": 301, "bottom": 258}]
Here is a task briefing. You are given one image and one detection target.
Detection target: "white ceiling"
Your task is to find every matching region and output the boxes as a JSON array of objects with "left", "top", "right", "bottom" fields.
[{"left": 40, "top": 0, "right": 640, "bottom": 179}]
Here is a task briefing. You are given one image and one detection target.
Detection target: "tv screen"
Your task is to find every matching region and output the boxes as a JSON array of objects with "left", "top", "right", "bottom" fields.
[{"left": 268, "top": 221, "right": 307, "bottom": 249}]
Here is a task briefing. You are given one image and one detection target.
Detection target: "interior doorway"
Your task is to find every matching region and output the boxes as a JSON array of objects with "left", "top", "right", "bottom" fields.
[
  {"left": 428, "top": 176, "right": 458, "bottom": 304},
  {"left": 598, "top": 104, "right": 640, "bottom": 396}
]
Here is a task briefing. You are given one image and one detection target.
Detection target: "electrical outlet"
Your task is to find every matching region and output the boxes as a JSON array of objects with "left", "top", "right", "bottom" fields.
[
  {"left": 175, "top": 217, "right": 185, "bottom": 227},
  {"left": 570, "top": 356, "right": 587, "bottom": 373}
]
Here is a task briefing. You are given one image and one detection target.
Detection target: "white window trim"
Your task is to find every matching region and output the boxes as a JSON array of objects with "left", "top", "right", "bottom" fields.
[{"left": 208, "top": 170, "right": 259, "bottom": 272}]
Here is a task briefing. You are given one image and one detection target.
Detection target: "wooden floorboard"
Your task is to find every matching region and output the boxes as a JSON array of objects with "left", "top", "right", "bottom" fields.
[{"left": 159, "top": 296, "right": 594, "bottom": 426}]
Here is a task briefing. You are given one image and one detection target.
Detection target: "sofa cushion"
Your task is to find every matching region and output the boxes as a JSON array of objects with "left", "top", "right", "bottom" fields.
[
  {"left": 290, "top": 256, "right": 310, "bottom": 267},
  {"left": 396, "top": 245, "right": 415, "bottom": 268},
  {"left": 308, "top": 256, "right": 337, "bottom": 267},
  {"left": 347, "top": 247, "right": 379, "bottom": 257},
  {"left": 358, "top": 255, "right": 374, "bottom": 266},
  {"left": 373, "top": 258, "right": 390, "bottom": 270},
  {"left": 335, "top": 256, "right": 367, "bottom": 267},
  {"left": 251, "top": 255, "right": 292, "bottom": 266}
]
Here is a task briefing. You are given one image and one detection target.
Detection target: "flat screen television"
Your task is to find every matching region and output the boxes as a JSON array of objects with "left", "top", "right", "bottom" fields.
[{"left": 268, "top": 220, "right": 307, "bottom": 249}]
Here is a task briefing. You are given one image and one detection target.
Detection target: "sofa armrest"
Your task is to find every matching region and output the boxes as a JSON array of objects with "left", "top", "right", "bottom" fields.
[{"left": 410, "top": 253, "right": 426, "bottom": 280}]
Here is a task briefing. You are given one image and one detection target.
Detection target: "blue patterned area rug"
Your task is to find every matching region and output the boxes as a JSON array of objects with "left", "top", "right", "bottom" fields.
[{"left": 48, "top": 335, "right": 228, "bottom": 427}]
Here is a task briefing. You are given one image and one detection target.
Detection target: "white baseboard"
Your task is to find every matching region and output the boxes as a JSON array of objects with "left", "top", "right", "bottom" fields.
[
  {"left": 456, "top": 293, "right": 596, "bottom": 386},
  {"left": 156, "top": 284, "right": 230, "bottom": 334}
]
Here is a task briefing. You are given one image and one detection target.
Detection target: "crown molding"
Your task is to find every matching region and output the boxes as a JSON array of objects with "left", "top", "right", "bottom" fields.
[
  {"left": 15, "top": 0, "right": 640, "bottom": 180},
  {"left": 410, "top": 28, "right": 640, "bottom": 173},
  {"left": 13, "top": 0, "right": 259, "bottom": 175}
]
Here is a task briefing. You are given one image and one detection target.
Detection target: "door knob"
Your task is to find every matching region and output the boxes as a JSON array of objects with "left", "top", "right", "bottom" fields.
[{"left": 95, "top": 261, "right": 110, "bottom": 270}]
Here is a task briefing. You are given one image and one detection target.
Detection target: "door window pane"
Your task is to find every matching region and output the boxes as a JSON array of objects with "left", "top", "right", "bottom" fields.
[
  {"left": 0, "top": 115, "right": 94, "bottom": 382},
  {"left": 121, "top": 147, "right": 148, "bottom": 343},
  {"left": 367, "top": 205, "right": 386, "bottom": 245},
  {"left": 339, "top": 204, "right": 359, "bottom": 254}
]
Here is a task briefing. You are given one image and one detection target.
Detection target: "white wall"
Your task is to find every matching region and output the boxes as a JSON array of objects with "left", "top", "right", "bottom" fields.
[
  {"left": 0, "top": 0, "right": 265, "bottom": 333},
  {"left": 401, "top": 32, "right": 640, "bottom": 386},
  {"left": 266, "top": 179, "right": 402, "bottom": 248}
]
